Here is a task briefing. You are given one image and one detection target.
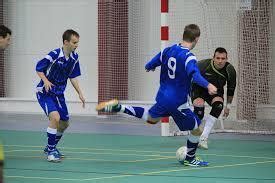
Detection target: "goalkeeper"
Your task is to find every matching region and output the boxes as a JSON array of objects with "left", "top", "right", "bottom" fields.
[
  {"left": 191, "top": 47, "right": 236, "bottom": 150},
  {"left": 96, "top": 24, "right": 217, "bottom": 167}
]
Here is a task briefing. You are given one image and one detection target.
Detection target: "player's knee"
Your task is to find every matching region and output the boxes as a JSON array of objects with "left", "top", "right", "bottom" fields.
[
  {"left": 190, "top": 127, "right": 202, "bottom": 136},
  {"left": 147, "top": 120, "right": 159, "bottom": 124},
  {"left": 194, "top": 106, "right": 205, "bottom": 120},
  {"left": 49, "top": 112, "right": 60, "bottom": 124},
  {"left": 193, "top": 98, "right": 204, "bottom": 106},
  {"left": 210, "top": 101, "right": 224, "bottom": 118},
  {"left": 146, "top": 116, "right": 160, "bottom": 124},
  {"left": 145, "top": 114, "right": 160, "bottom": 125}
]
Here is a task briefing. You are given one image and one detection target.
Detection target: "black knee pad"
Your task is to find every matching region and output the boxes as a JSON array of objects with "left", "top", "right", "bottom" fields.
[
  {"left": 210, "top": 101, "right": 224, "bottom": 118},
  {"left": 194, "top": 106, "right": 205, "bottom": 120}
]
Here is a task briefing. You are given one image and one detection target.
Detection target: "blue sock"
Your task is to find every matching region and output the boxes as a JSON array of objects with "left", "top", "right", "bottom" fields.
[
  {"left": 47, "top": 127, "right": 57, "bottom": 152},
  {"left": 55, "top": 132, "right": 63, "bottom": 146},
  {"left": 185, "top": 134, "right": 199, "bottom": 161},
  {"left": 122, "top": 105, "right": 148, "bottom": 120}
]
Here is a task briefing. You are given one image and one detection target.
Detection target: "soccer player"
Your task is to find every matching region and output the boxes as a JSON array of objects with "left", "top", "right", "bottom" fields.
[
  {"left": 191, "top": 47, "right": 236, "bottom": 150},
  {"left": 0, "top": 25, "right": 11, "bottom": 183},
  {"left": 0, "top": 25, "right": 12, "bottom": 50},
  {"left": 96, "top": 24, "right": 217, "bottom": 167},
  {"left": 35, "top": 29, "right": 85, "bottom": 162},
  {"left": 0, "top": 140, "right": 4, "bottom": 183}
]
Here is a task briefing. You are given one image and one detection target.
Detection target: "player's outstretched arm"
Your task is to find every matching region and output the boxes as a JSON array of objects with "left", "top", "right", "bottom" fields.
[
  {"left": 186, "top": 59, "right": 208, "bottom": 88},
  {"left": 207, "top": 83, "right": 217, "bottom": 95},
  {"left": 186, "top": 58, "right": 217, "bottom": 95},
  {"left": 145, "top": 52, "right": 162, "bottom": 72}
]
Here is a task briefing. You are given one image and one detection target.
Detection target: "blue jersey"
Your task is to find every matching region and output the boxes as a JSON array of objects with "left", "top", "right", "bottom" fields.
[
  {"left": 145, "top": 44, "right": 209, "bottom": 107},
  {"left": 36, "top": 48, "right": 81, "bottom": 95}
]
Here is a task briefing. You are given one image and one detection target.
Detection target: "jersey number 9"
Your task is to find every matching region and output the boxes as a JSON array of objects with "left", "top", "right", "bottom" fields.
[{"left": 168, "top": 57, "right": 176, "bottom": 79}]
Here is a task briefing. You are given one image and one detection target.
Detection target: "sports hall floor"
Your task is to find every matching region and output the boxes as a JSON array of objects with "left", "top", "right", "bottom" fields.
[{"left": 1, "top": 113, "right": 275, "bottom": 183}]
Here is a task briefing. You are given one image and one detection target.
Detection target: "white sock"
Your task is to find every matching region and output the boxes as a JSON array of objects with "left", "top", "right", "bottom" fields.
[
  {"left": 201, "top": 115, "right": 217, "bottom": 139},
  {"left": 120, "top": 105, "right": 149, "bottom": 121},
  {"left": 141, "top": 108, "right": 149, "bottom": 121},
  {"left": 120, "top": 104, "right": 126, "bottom": 112}
]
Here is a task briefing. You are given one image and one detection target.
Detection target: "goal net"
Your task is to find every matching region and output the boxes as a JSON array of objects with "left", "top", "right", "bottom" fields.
[
  {"left": 1, "top": 0, "right": 274, "bottom": 135},
  {"left": 130, "top": 0, "right": 274, "bottom": 135},
  {"left": 164, "top": 0, "right": 275, "bottom": 135}
]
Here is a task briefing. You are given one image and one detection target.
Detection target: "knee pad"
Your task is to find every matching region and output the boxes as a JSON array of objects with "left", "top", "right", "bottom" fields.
[
  {"left": 194, "top": 106, "right": 205, "bottom": 120},
  {"left": 210, "top": 101, "right": 224, "bottom": 118}
]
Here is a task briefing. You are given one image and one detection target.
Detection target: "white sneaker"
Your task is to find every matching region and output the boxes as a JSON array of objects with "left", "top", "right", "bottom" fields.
[
  {"left": 47, "top": 150, "right": 61, "bottom": 162},
  {"left": 96, "top": 99, "right": 120, "bottom": 112},
  {"left": 198, "top": 138, "right": 208, "bottom": 150}
]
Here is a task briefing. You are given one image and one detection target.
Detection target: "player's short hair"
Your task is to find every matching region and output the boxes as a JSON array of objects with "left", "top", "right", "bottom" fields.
[
  {"left": 214, "top": 47, "right": 227, "bottom": 57},
  {"left": 0, "top": 25, "right": 12, "bottom": 38},
  {"left": 182, "top": 24, "right": 200, "bottom": 42},
  {"left": 62, "top": 29, "right": 79, "bottom": 43}
]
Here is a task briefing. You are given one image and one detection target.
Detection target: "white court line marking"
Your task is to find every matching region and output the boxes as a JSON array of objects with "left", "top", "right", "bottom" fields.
[
  {"left": 4, "top": 144, "right": 275, "bottom": 160},
  {"left": 5, "top": 160, "right": 275, "bottom": 181},
  {"left": 6, "top": 154, "right": 172, "bottom": 163},
  {"left": 5, "top": 149, "right": 168, "bottom": 157}
]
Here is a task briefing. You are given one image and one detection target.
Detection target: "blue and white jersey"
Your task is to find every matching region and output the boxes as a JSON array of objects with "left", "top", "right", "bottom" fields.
[
  {"left": 145, "top": 44, "right": 209, "bottom": 107},
  {"left": 36, "top": 48, "right": 81, "bottom": 95}
]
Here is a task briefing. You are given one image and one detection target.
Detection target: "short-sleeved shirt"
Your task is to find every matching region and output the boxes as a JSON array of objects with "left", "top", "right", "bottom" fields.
[
  {"left": 36, "top": 48, "right": 81, "bottom": 95},
  {"left": 145, "top": 44, "right": 209, "bottom": 108},
  {"left": 145, "top": 44, "right": 210, "bottom": 130}
]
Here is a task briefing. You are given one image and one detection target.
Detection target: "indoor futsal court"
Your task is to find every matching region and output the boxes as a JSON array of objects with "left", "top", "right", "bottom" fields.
[
  {"left": 1, "top": 0, "right": 275, "bottom": 183},
  {"left": 1, "top": 114, "right": 275, "bottom": 183}
]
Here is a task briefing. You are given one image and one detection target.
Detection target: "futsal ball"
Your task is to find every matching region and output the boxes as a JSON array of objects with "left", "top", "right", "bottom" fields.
[{"left": 176, "top": 146, "right": 187, "bottom": 164}]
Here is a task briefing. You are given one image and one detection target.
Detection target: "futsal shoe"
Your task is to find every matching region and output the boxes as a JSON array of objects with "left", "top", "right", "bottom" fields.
[
  {"left": 198, "top": 137, "right": 208, "bottom": 150},
  {"left": 183, "top": 157, "right": 209, "bottom": 167},
  {"left": 47, "top": 150, "right": 61, "bottom": 162},
  {"left": 44, "top": 147, "right": 65, "bottom": 158},
  {"left": 96, "top": 99, "right": 121, "bottom": 112}
]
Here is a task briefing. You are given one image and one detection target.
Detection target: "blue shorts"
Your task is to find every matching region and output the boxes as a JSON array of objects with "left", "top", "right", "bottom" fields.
[
  {"left": 36, "top": 92, "right": 69, "bottom": 121},
  {"left": 149, "top": 102, "right": 201, "bottom": 131}
]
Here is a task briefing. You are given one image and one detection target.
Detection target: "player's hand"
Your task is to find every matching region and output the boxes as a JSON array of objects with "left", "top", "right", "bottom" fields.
[
  {"left": 44, "top": 80, "right": 54, "bottom": 93},
  {"left": 207, "top": 83, "right": 217, "bottom": 95},
  {"left": 223, "top": 107, "right": 230, "bottom": 118},
  {"left": 79, "top": 93, "right": 85, "bottom": 108},
  {"left": 145, "top": 68, "right": 155, "bottom": 72}
]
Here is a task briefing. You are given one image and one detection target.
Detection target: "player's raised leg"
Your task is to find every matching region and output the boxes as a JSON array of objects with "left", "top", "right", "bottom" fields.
[
  {"left": 96, "top": 99, "right": 121, "bottom": 112},
  {"left": 96, "top": 99, "right": 159, "bottom": 123}
]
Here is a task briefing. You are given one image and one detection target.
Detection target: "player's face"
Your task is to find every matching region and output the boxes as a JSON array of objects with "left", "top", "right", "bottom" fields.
[
  {"left": 65, "top": 35, "right": 79, "bottom": 52},
  {"left": 0, "top": 34, "right": 11, "bottom": 50},
  {"left": 213, "top": 52, "right": 227, "bottom": 69}
]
